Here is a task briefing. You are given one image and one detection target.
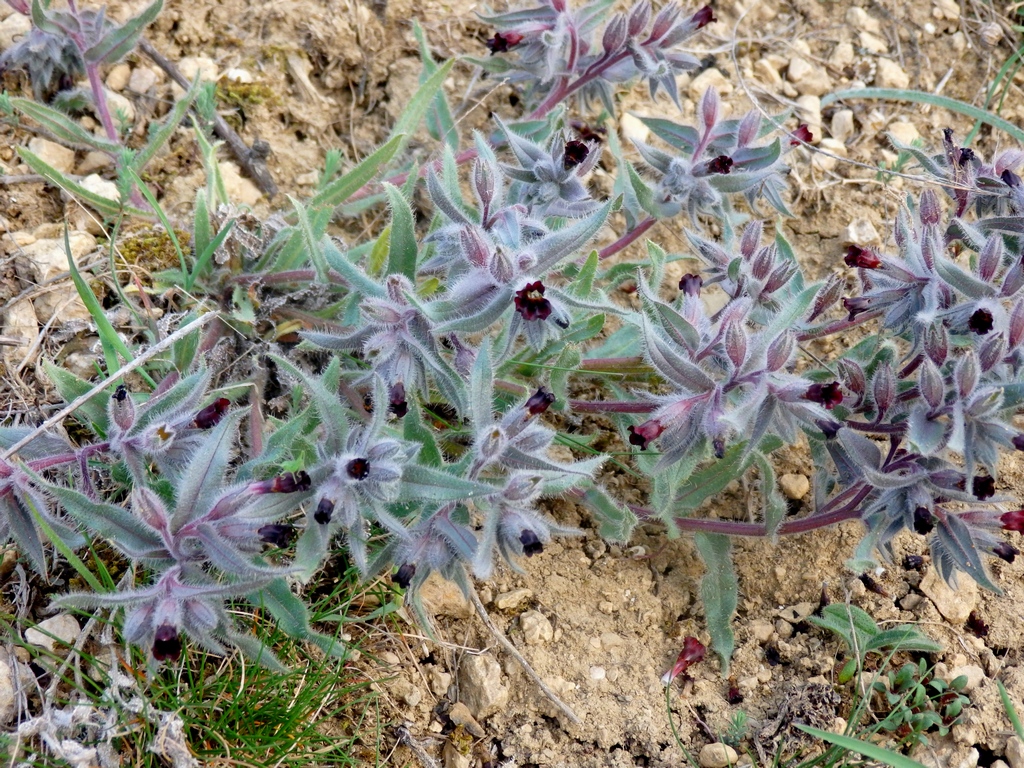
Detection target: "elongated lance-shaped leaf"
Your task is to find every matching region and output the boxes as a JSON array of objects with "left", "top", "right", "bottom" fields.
[
  {"left": 168, "top": 412, "right": 243, "bottom": 534},
  {"left": 469, "top": 337, "right": 495, "bottom": 429},
  {"left": 806, "top": 603, "right": 880, "bottom": 652},
  {"left": 270, "top": 355, "right": 350, "bottom": 455},
  {"left": 253, "top": 577, "right": 349, "bottom": 658},
  {"left": 432, "top": 287, "right": 514, "bottom": 335},
  {"left": 10, "top": 99, "right": 121, "bottom": 153},
  {"left": 752, "top": 451, "right": 786, "bottom": 539},
  {"left": 694, "top": 532, "right": 737, "bottom": 673},
  {"left": 669, "top": 441, "right": 755, "bottom": 510},
  {"left": 640, "top": 317, "right": 715, "bottom": 392},
  {"left": 639, "top": 280, "right": 700, "bottom": 352},
  {"left": 934, "top": 515, "right": 1001, "bottom": 593},
  {"left": 83, "top": 0, "right": 163, "bottom": 63},
  {"left": 132, "top": 81, "right": 199, "bottom": 173},
  {"left": 426, "top": 166, "right": 471, "bottom": 226},
  {"left": 310, "top": 134, "right": 403, "bottom": 208},
  {"left": 321, "top": 236, "right": 387, "bottom": 298},
  {"left": 413, "top": 21, "right": 458, "bottom": 149},
  {"left": 798, "top": 726, "right": 930, "bottom": 768},
  {"left": 384, "top": 183, "right": 418, "bottom": 279},
  {"left": 17, "top": 148, "right": 147, "bottom": 218},
  {"left": 581, "top": 485, "right": 637, "bottom": 542},
  {"left": 5, "top": 494, "right": 48, "bottom": 576},
  {"left": 389, "top": 58, "right": 456, "bottom": 156},
  {"left": 532, "top": 201, "right": 612, "bottom": 274},
  {"left": 401, "top": 465, "right": 497, "bottom": 501},
  {"left": 132, "top": 368, "right": 210, "bottom": 431}
]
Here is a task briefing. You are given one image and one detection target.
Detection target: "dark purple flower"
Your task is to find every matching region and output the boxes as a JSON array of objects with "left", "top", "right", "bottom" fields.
[
  {"left": 972, "top": 475, "right": 995, "bottom": 500},
  {"left": 789, "top": 124, "right": 813, "bottom": 146},
  {"left": 678, "top": 273, "right": 703, "bottom": 296},
  {"left": 993, "top": 542, "right": 1018, "bottom": 563},
  {"left": 1013, "top": 434, "right": 1024, "bottom": 451},
  {"left": 1002, "top": 169, "right": 1021, "bottom": 188},
  {"left": 628, "top": 419, "right": 665, "bottom": 450},
  {"left": 526, "top": 387, "right": 556, "bottom": 416},
  {"left": 563, "top": 140, "right": 590, "bottom": 170},
  {"left": 966, "top": 610, "right": 989, "bottom": 638},
  {"left": 193, "top": 398, "right": 230, "bottom": 429},
  {"left": 389, "top": 382, "right": 408, "bottom": 418},
  {"left": 844, "top": 245, "right": 881, "bottom": 270},
  {"left": 969, "top": 309, "right": 994, "bottom": 335},
  {"left": 804, "top": 382, "right": 843, "bottom": 409},
  {"left": 843, "top": 297, "right": 872, "bottom": 320},
  {"left": 314, "top": 498, "right": 334, "bottom": 524},
  {"left": 707, "top": 155, "right": 733, "bottom": 174},
  {"left": 913, "top": 507, "right": 935, "bottom": 535},
  {"left": 258, "top": 524, "right": 295, "bottom": 548},
  {"left": 394, "top": 562, "right": 416, "bottom": 589},
  {"left": 153, "top": 624, "right": 181, "bottom": 661},
  {"left": 346, "top": 457, "right": 371, "bottom": 480},
  {"left": 691, "top": 5, "right": 716, "bottom": 28},
  {"left": 486, "top": 31, "right": 523, "bottom": 54},
  {"left": 903, "top": 554, "right": 925, "bottom": 571},
  {"left": 1001, "top": 509, "right": 1024, "bottom": 532},
  {"left": 816, "top": 419, "right": 842, "bottom": 439},
  {"left": 514, "top": 281, "right": 553, "bottom": 321},
  {"left": 270, "top": 471, "right": 311, "bottom": 494},
  {"left": 520, "top": 529, "right": 543, "bottom": 556},
  {"left": 113, "top": 384, "right": 128, "bottom": 401}
]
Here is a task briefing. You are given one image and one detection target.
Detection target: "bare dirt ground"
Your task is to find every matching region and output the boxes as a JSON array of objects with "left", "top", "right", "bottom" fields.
[{"left": 2, "top": 0, "right": 1024, "bottom": 766}]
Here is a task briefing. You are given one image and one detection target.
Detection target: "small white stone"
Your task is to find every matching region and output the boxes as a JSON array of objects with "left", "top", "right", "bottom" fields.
[
  {"left": 105, "top": 63, "right": 132, "bottom": 92},
  {"left": 887, "top": 121, "right": 921, "bottom": 147},
  {"left": 795, "top": 95, "right": 822, "bottom": 145},
  {"left": 171, "top": 56, "right": 218, "bottom": 97},
  {"left": 933, "top": 0, "right": 960, "bottom": 21},
  {"left": 25, "top": 614, "right": 80, "bottom": 653},
  {"left": 844, "top": 218, "right": 881, "bottom": 246},
  {"left": 688, "top": 68, "right": 732, "bottom": 102},
  {"left": 80, "top": 173, "right": 121, "bottom": 203},
  {"left": 459, "top": 653, "right": 509, "bottom": 720},
  {"left": 946, "top": 664, "right": 985, "bottom": 693},
  {"left": 520, "top": 610, "right": 554, "bottom": 645},
  {"left": 1, "top": 299, "right": 38, "bottom": 368},
  {"left": 76, "top": 151, "right": 114, "bottom": 176},
  {"left": 830, "top": 110, "right": 855, "bottom": 144},
  {"left": 749, "top": 620, "right": 774, "bottom": 643},
  {"left": 223, "top": 67, "right": 254, "bottom": 84},
  {"left": 924, "top": 21, "right": 937, "bottom": 34},
  {"left": 753, "top": 59, "right": 782, "bottom": 86},
  {"left": 589, "top": 666, "right": 606, "bottom": 681},
  {"left": 1007, "top": 737, "right": 1024, "bottom": 768},
  {"left": 105, "top": 88, "right": 135, "bottom": 124},
  {"left": 700, "top": 743, "right": 739, "bottom": 768},
  {"left": 846, "top": 7, "right": 882, "bottom": 35},
  {"left": 829, "top": 42, "right": 855, "bottom": 70},
  {"left": 875, "top": 58, "right": 910, "bottom": 89},
  {"left": 495, "top": 588, "right": 532, "bottom": 610},
  {"left": 778, "top": 473, "right": 809, "bottom": 500},
  {"left": 859, "top": 32, "right": 888, "bottom": 54},
  {"left": 218, "top": 161, "right": 264, "bottom": 206},
  {"left": 27, "top": 138, "right": 76, "bottom": 175},
  {"left": 128, "top": 66, "right": 161, "bottom": 94},
  {"left": 920, "top": 568, "right": 978, "bottom": 623},
  {"left": 601, "top": 632, "right": 624, "bottom": 649}
]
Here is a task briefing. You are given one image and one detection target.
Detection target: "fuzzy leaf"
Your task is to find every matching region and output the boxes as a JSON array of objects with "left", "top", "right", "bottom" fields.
[
  {"left": 694, "top": 532, "right": 736, "bottom": 673},
  {"left": 309, "top": 135, "right": 403, "bottom": 209},
  {"left": 401, "top": 465, "right": 496, "bottom": 501},
  {"left": 581, "top": 485, "right": 637, "bottom": 542},
  {"left": 83, "top": 0, "right": 162, "bottom": 64},
  {"left": 384, "top": 183, "right": 418, "bottom": 279}
]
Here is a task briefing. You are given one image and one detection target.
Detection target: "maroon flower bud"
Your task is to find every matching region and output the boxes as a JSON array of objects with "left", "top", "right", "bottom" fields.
[
  {"left": 843, "top": 297, "right": 872, "bottom": 320},
  {"left": 966, "top": 610, "right": 989, "bottom": 638},
  {"left": 1013, "top": 434, "right": 1024, "bottom": 451},
  {"left": 389, "top": 382, "right": 408, "bottom": 418},
  {"left": 193, "top": 398, "right": 230, "bottom": 429},
  {"left": 346, "top": 457, "right": 371, "bottom": 480},
  {"left": 972, "top": 475, "right": 995, "bottom": 500},
  {"left": 258, "top": 523, "right": 295, "bottom": 548},
  {"left": 662, "top": 636, "right": 706, "bottom": 685},
  {"left": 1000, "top": 509, "right": 1024, "bottom": 532},
  {"left": 312, "top": 498, "right": 333, "bottom": 525},
  {"left": 816, "top": 419, "right": 842, "bottom": 439},
  {"left": 153, "top": 624, "right": 181, "bottom": 662},
  {"left": 678, "top": 273, "right": 703, "bottom": 296},
  {"left": 707, "top": 155, "right": 733, "bottom": 174},
  {"left": 628, "top": 419, "right": 665, "bottom": 450},
  {"left": 113, "top": 384, "right": 128, "bottom": 401},
  {"left": 563, "top": 140, "right": 590, "bottom": 170},
  {"left": 526, "top": 387, "right": 556, "bottom": 416},
  {"left": 270, "top": 471, "right": 311, "bottom": 494},
  {"left": 486, "top": 31, "right": 523, "bottom": 54},
  {"left": 844, "top": 245, "right": 881, "bottom": 270},
  {"left": 691, "top": 5, "right": 716, "bottom": 28},
  {"left": 804, "top": 381, "right": 843, "bottom": 409},
  {"left": 1002, "top": 168, "right": 1021, "bottom": 188},
  {"left": 519, "top": 529, "right": 543, "bottom": 556},
  {"left": 789, "top": 124, "right": 813, "bottom": 146},
  {"left": 712, "top": 437, "right": 726, "bottom": 459},
  {"left": 993, "top": 542, "right": 1018, "bottom": 563},
  {"left": 394, "top": 562, "right": 416, "bottom": 588},
  {"left": 514, "top": 281, "right": 553, "bottom": 321},
  {"left": 969, "top": 308, "right": 994, "bottom": 334},
  {"left": 913, "top": 507, "right": 935, "bottom": 535}
]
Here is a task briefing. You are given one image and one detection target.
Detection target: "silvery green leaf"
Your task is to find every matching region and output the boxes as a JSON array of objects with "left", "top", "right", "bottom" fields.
[
  {"left": 908, "top": 406, "right": 947, "bottom": 455},
  {"left": 168, "top": 412, "right": 243, "bottom": 533},
  {"left": 271, "top": 355, "right": 350, "bottom": 454},
  {"left": 933, "top": 515, "right": 1000, "bottom": 593},
  {"left": 694, "top": 532, "right": 736, "bottom": 673},
  {"left": 531, "top": 201, "right": 611, "bottom": 274},
  {"left": 250, "top": 577, "right": 348, "bottom": 659},
  {"left": 580, "top": 486, "right": 637, "bottom": 542},
  {"left": 401, "top": 465, "right": 496, "bottom": 501},
  {"left": 641, "top": 318, "right": 715, "bottom": 391}
]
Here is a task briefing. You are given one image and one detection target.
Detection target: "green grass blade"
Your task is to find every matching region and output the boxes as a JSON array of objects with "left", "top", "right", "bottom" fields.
[
  {"left": 17, "top": 148, "right": 147, "bottom": 218},
  {"left": 389, "top": 58, "right": 456, "bottom": 156},
  {"left": 126, "top": 167, "right": 190, "bottom": 286},
  {"left": 25, "top": 494, "right": 105, "bottom": 593},
  {"left": 796, "top": 725, "right": 928, "bottom": 768},
  {"left": 998, "top": 681, "right": 1024, "bottom": 740},
  {"left": 63, "top": 227, "right": 157, "bottom": 387},
  {"left": 821, "top": 88, "right": 1024, "bottom": 146}
]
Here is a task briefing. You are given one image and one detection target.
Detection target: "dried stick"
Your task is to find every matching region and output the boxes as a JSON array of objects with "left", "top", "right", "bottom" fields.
[
  {"left": 137, "top": 38, "right": 278, "bottom": 199},
  {"left": 466, "top": 587, "right": 582, "bottom": 725}
]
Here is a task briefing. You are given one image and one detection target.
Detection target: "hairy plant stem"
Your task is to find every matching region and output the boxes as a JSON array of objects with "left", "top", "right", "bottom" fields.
[
  {"left": 27, "top": 443, "right": 111, "bottom": 472},
  {"left": 598, "top": 216, "right": 657, "bottom": 260}
]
